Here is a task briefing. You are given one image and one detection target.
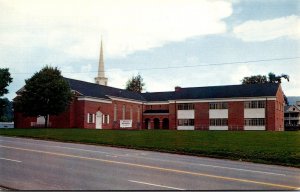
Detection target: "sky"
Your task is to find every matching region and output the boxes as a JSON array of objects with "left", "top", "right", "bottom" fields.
[{"left": 1, "top": 0, "right": 299, "bottom": 100}]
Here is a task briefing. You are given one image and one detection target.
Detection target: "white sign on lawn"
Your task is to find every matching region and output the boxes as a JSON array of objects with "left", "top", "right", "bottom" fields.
[{"left": 120, "top": 120, "right": 132, "bottom": 128}]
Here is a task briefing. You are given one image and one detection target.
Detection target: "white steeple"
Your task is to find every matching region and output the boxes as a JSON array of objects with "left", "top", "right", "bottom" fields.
[{"left": 95, "top": 39, "right": 108, "bottom": 86}]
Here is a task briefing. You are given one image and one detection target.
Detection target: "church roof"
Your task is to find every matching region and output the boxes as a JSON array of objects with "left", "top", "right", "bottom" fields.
[
  {"left": 65, "top": 78, "right": 280, "bottom": 102},
  {"left": 142, "top": 83, "right": 280, "bottom": 101},
  {"left": 175, "top": 83, "right": 279, "bottom": 100},
  {"left": 65, "top": 78, "right": 146, "bottom": 101}
]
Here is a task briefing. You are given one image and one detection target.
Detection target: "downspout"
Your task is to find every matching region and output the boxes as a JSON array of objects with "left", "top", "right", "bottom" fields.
[
  {"left": 141, "top": 102, "right": 144, "bottom": 130},
  {"left": 265, "top": 97, "right": 268, "bottom": 131},
  {"left": 175, "top": 100, "right": 177, "bottom": 130}
]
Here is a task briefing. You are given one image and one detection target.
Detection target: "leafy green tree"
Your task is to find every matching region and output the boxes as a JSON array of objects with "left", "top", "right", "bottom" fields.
[
  {"left": 0, "top": 68, "right": 13, "bottom": 122},
  {"left": 15, "top": 66, "right": 73, "bottom": 127},
  {"left": 0, "top": 68, "right": 13, "bottom": 96},
  {"left": 241, "top": 72, "right": 290, "bottom": 105},
  {"left": 125, "top": 74, "right": 145, "bottom": 93},
  {"left": 268, "top": 72, "right": 289, "bottom": 83},
  {"left": 241, "top": 75, "right": 268, "bottom": 84}
]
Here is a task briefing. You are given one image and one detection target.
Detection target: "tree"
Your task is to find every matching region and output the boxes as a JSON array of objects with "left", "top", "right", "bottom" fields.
[
  {"left": 0, "top": 68, "right": 13, "bottom": 96},
  {"left": 0, "top": 68, "right": 13, "bottom": 122},
  {"left": 241, "top": 72, "right": 290, "bottom": 105},
  {"left": 241, "top": 75, "right": 268, "bottom": 84},
  {"left": 125, "top": 74, "right": 145, "bottom": 93},
  {"left": 268, "top": 72, "right": 289, "bottom": 83},
  {"left": 15, "top": 66, "right": 73, "bottom": 127}
]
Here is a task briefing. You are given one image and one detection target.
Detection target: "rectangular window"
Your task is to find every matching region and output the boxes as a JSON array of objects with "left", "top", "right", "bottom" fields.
[
  {"left": 244, "top": 101, "right": 265, "bottom": 108},
  {"left": 122, "top": 105, "right": 126, "bottom": 119},
  {"left": 209, "top": 118, "right": 228, "bottom": 126},
  {"left": 137, "top": 106, "right": 140, "bottom": 123},
  {"left": 178, "top": 119, "right": 194, "bottom": 126},
  {"left": 104, "top": 115, "right": 109, "bottom": 124},
  {"left": 87, "top": 113, "right": 94, "bottom": 123},
  {"left": 244, "top": 118, "right": 265, "bottom": 126},
  {"left": 114, "top": 104, "right": 117, "bottom": 121},
  {"left": 209, "top": 102, "right": 228, "bottom": 109},
  {"left": 177, "top": 103, "right": 194, "bottom": 110},
  {"left": 130, "top": 106, "right": 133, "bottom": 120}
]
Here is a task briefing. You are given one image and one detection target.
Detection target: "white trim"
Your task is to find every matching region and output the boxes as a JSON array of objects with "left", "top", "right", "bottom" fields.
[
  {"left": 244, "top": 109, "right": 265, "bottom": 118},
  {"left": 106, "top": 95, "right": 143, "bottom": 104},
  {"left": 177, "top": 126, "right": 194, "bottom": 130},
  {"left": 78, "top": 96, "right": 112, "bottom": 104},
  {"left": 95, "top": 111, "right": 102, "bottom": 129},
  {"left": 209, "top": 109, "right": 228, "bottom": 118},
  {"left": 92, "top": 114, "right": 95, "bottom": 123},
  {"left": 244, "top": 126, "right": 265, "bottom": 131},
  {"left": 209, "top": 126, "right": 228, "bottom": 130},
  {"left": 168, "top": 97, "right": 276, "bottom": 103},
  {"left": 177, "top": 110, "right": 195, "bottom": 119},
  {"left": 144, "top": 102, "right": 169, "bottom": 105}
]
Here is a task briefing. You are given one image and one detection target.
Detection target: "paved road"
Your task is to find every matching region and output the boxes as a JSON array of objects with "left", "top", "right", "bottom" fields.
[{"left": 0, "top": 136, "right": 299, "bottom": 190}]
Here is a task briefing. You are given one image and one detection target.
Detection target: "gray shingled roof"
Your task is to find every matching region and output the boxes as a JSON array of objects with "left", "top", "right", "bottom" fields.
[
  {"left": 142, "top": 91, "right": 174, "bottom": 101},
  {"left": 65, "top": 78, "right": 146, "bottom": 101},
  {"left": 65, "top": 78, "right": 280, "bottom": 102},
  {"left": 172, "top": 83, "right": 279, "bottom": 100},
  {"left": 142, "top": 83, "right": 279, "bottom": 101}
]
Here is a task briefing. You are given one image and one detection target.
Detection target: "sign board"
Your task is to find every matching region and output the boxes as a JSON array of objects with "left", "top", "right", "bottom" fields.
[{"left": 120, "top": 120, "right": 132, "bottom": 128}]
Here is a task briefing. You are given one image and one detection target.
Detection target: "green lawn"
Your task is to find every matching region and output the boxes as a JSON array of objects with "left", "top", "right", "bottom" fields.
[{"left": 0, "top": 129, "right": 299, "bottom": 167}]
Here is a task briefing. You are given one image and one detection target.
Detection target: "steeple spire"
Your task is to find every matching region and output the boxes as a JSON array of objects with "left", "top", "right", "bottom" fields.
[{"left": 95, "top": 38, "right": 108, "bottom": 86}]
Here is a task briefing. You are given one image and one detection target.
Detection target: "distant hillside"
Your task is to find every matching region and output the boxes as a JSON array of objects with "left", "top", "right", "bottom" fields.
[{"left": 287, "top": 96, "right": 300, "bottom": 105}]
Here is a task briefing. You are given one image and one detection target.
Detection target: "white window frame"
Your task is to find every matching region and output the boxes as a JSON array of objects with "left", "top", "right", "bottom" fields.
[{"left": 87, "top": 113, "right": 94, "bottom": 124}]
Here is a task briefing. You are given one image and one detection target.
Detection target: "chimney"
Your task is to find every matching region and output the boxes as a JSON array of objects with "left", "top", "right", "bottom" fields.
[
  {"left": 175, "top": 86, "right": 181, "bottom": 92},
  {"left": 297, "top": 101, "right": 300, "bottom": 106}
]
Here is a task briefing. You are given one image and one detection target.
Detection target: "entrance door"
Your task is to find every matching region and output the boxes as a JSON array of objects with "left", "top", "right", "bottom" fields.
[
  {"left": 96, "top": 111, "right": 102, "bottom": 129},
  {"left": 154, "top": 118, "right": 160, "bottom": 129}
]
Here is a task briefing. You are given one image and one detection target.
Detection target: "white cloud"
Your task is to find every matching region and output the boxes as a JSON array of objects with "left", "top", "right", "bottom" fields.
[
  {"left": 233, "top": 15, "right": 300, "bottom": 42},
  {"left": 0, "top": 0, "right": 232, "bottom": 58},
  {"left": 61, "top": 64, "right": 94, "bottom": 83}
]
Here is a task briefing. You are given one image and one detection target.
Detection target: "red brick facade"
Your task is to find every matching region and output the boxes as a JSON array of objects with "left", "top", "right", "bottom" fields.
[
  {"left": 228, "top": 101, "right": 244, "bottom": 131},
  {"left": 14, "top": 85, "right": 285, "bottom": 131},
  {"left": 195, "top": 103, "right": 209, "bottom": 130}
]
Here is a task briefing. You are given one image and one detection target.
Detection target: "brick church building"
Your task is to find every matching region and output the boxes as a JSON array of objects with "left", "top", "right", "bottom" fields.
[{"left": 14, "top": 41, "right": 285, "bottom": 131}]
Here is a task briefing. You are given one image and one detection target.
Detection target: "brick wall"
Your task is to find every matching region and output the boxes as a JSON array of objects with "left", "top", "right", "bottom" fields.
[
  {"left": 194, "top": 103, "right": 209, "bottom": 130},
  {"left": 275, "top": 85, "right": 284, "bottom": 131},
  {"left": 228, "top": 101, "right": 244, "bottom": 131},
  {"left": 145, "top": 104, "right": 169, "bottom": 110},
  {"left": 14, "top": 112, "right": 36, "bottom": 128},
  {"left": 14, "top": 95, "right": 283, "bottom": 131},
  {"left": 168, "top": 103, "right": 177, "bottom": 130},
  {"left": 109, "top": 100, "right": 143, "bottom": 129}
]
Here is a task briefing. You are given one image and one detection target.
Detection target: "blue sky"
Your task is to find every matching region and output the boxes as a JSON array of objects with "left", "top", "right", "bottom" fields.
[{"left": 1, "top": 0, "right": 299, "bottom": 100}]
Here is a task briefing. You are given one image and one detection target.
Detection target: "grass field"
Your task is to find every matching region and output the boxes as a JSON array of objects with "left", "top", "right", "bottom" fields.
[{"left": 0, "top": 129, "right": 299, "bottom": 167}]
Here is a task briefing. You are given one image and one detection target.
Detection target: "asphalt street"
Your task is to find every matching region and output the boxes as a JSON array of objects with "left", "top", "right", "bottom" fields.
[{"left": 0, "top": 136, "right": 299, "bottom": 190}]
